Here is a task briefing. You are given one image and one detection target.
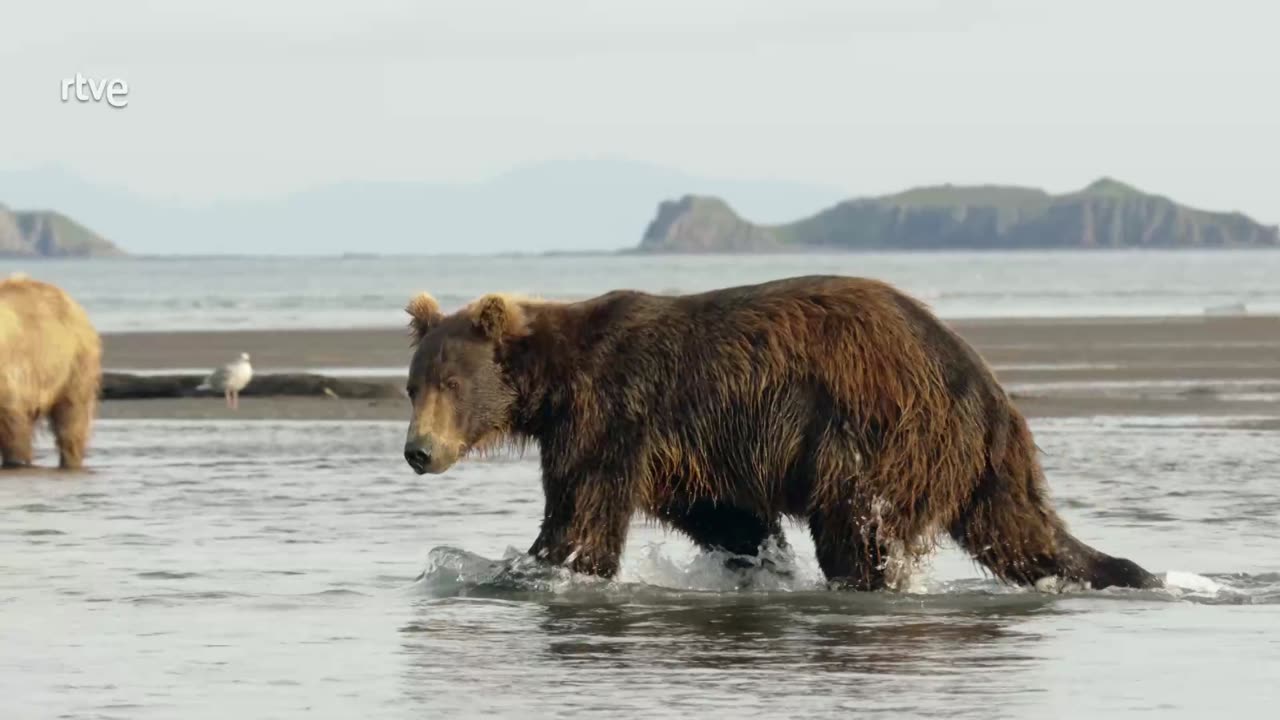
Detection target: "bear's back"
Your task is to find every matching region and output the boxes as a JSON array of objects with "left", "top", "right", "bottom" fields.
[
  {"left": 0, "top": 277, "right": 101, "bottom": 405},
  {"left": 695, "top": 274, "right": 1000, "bottom": 390},
  {"left": 571, "top": 274, "right": 1008, "bottom": 429}
]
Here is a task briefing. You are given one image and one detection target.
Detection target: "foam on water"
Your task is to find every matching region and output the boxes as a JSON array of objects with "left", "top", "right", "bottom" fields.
[
  {"left": 408, "top": 544, "right": 1280, "bottom": 607},
  {"left": 408, "top": 541, "right": 821, "bottom": 601},
  {"left": 1164, "top": 570, "right": 1225, "bottom": 595}
]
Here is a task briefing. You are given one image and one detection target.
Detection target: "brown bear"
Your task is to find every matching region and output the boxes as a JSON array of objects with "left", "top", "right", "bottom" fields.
[
  {"left": 0, "top": 274, "right": 102, "bottom": 470},
  {"left": 401, "top": 275, "right": 1161, "bottom": 591}
]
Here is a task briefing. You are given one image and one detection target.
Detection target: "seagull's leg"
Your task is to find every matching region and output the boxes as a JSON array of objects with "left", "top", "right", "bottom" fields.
[{"left": 225, "top": 389, "right": 232, "bottom": 408}]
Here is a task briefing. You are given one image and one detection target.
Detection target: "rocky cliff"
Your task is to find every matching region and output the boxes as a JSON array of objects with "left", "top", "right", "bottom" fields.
[
  {"left": 640, "top": 196, "right": 783, "bottom": 253},
  {"left": 639, "top": 178, "right": 1279, "bottom": 252},
  {"left": 0, "top": 205, "right": 123, "bottom": 257}
]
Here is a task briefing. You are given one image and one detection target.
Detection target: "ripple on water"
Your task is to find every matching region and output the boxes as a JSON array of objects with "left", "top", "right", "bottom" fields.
[{"left": 10, "top": 502, "right": 66, "bottom": 514}]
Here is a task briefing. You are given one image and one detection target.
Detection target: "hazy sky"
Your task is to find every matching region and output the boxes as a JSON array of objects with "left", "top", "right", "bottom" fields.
[{"left": 4, "top": 0, "right": 1277, "bottom": 220}]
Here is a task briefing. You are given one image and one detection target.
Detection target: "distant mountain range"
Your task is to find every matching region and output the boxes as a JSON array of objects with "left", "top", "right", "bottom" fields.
[
  {"left": 3, "top": 164, "right": 1277, "bottom": 257},
  {"left": 0, "top": 160, "right": 846, "bottom": 256},
  {"left": 640, "top": 178, "right": 1280, "bottom": 252},
  {"left": 0, "top": 204, "right": 122, "bottom": 257}
]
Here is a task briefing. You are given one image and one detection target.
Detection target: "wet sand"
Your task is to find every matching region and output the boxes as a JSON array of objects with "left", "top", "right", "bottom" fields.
[{"left": 98, "top": 315, "right": 1280, "bottom": 423}]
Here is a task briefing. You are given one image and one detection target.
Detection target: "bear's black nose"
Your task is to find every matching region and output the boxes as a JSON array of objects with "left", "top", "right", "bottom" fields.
[{"left": 404, "top": 446, "right": 432, "bottom": 474}]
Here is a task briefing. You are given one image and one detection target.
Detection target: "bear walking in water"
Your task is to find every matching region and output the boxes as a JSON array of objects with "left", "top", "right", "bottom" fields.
[
  {"left": 0, "top": 274, "right": 102, "bottom": 470},
  {"left": 401, "top": 276, "right": 1161, "bottom": 591}
]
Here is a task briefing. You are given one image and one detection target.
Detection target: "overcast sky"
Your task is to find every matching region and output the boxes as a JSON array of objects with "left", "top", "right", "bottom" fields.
[{"left": 4, "top": 0, "right": 1277, "bottom": 220}]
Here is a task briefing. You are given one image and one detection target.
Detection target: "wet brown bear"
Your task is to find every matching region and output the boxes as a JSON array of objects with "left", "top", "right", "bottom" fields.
[
  {"left": 0, "top": 274, "right": 101, "bottom": 470},
  {"left": 402, "top": 276, "right": 1160, "bottom": 591}
]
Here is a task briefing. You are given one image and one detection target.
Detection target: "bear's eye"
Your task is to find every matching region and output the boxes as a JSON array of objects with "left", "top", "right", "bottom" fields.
[{"left": 444, "top": 378, "right": 461, "bottom": 392}]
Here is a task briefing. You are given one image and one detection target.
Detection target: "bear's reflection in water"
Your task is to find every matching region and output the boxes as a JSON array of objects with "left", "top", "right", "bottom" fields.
[
  {"left": 395, "top": 591, "right": 1058, "bottom": 714},
  {"left": 530, "top": 597, "right": 1050, "bottom": 671}
]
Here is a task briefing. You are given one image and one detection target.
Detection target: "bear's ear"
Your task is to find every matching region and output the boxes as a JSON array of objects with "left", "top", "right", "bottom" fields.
[
  {"left": 470, "top": 294, "right": 526, "bottom": 342},
  {"left": 405, "top": 292, "right": 444, "bottom": 343}
]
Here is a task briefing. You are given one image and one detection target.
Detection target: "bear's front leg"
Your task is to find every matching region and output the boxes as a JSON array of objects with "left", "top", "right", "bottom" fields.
[
  {"left": 0, "top": 413, "right": 36, "bottom": 468},
  {"left": 527, "top": 508, "right": 569, "bottom": 565},
  {"left": 528, "top": 474, "right": 633, "bottom": 579}
]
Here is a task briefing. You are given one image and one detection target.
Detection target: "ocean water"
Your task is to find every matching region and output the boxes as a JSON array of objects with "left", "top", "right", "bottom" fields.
[
  {"left": 2, "top": 416, "right": 1278, "bottom": 718},
  {"left": 3, "top": 250, "right": 1279, "bottom": 332},
  {"left": 3, "top": 251, "right": 1278, "bottom": 718}
]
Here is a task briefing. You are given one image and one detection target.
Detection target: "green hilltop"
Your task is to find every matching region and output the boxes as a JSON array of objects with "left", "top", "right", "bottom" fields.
[{"left": 640, "top": 178, "right": 1279, "bottom": 252}]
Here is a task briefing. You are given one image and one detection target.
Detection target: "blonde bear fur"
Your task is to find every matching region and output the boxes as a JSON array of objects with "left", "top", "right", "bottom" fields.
[{"left": 0, "top": 274, "right": 102, "bottom": 469}]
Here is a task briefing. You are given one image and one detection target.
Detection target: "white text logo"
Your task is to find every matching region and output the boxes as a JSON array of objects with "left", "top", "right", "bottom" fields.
[{"left": 61, "top": 73, "right": 129, "bottom": 109}]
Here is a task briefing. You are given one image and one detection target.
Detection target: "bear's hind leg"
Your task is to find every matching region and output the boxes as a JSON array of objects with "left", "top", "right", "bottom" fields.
[
  {"left": 49, "top": 392, "right": 94, "bottom": 470},
  {"left": 808, "top": 506, "right": 889, "bottom": 591},
  {"left": 949, "top": 467, "right": 1161, "bottom": 591},
  {"left": 0, "top": 412, "right": 35, "bottom": 468},
  {"left": 1050, "top": 525, "right": 1163, "bottom": 590},
  {"left": 804, "top": 431, "right": 896, "bottom": 590}
]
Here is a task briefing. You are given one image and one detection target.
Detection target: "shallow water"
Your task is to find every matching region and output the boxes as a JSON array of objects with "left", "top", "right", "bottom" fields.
[
  {"left": 2, "top": 417, "right": 1278, "bottom": 718},
  {"left": 6, "top": 250, "right": 1280, "bottom": 331}
]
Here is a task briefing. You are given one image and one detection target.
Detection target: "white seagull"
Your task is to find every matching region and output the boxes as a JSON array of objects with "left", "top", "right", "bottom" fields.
[{"left": 198, "top": 352, "right": 254, "bottom": 409}]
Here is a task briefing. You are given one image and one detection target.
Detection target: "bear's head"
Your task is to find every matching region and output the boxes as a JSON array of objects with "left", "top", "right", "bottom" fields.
[{"left": 401, "top": 291, "right": 526, "bottom": 474}]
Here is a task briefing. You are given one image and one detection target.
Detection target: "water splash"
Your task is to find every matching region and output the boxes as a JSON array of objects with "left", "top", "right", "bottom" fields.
[
  {"left": 409, "top": 544, "right": 1280, "bottom": 606},
  {"left": 409, "top": 540, "right": 818, "bottom": 599},
  {"left": 1160, "top": 571, "right": 1280, "bottom": 605}
]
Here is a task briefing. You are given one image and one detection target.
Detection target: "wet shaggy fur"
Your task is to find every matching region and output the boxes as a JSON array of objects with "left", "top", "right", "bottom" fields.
[
  {"left": 0, "top": 275, "right": 102, "bottom": 470},
  {"left": 403, "top": 275, "right": 1161, "bottom": 591}
]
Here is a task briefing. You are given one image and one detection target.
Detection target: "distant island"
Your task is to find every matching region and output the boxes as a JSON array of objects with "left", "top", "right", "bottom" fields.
[
  {"left": 639, "top": 178, "right": 1280, "bottom": 253},
  {"left": 5, "top": 172, "right": 1278, "bottom": 257},
  {"left": 0, "top": 204, "right": 123, "bottom": 257},
  {"left": 0, "top": 160, "right": 846, "bottom": 256}
]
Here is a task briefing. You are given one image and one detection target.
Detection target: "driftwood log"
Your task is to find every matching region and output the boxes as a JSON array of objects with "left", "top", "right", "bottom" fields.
[{"left": 100, "top": 372, "right": 403, "bottom": 400}]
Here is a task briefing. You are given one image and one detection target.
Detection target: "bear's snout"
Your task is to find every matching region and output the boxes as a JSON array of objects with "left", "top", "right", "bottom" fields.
[
  {"left": 404, "top": 437, "right": 457, "bottom": 475},
  {"left": 404, "top": 442, "right": 433, "bottom": 474}
]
